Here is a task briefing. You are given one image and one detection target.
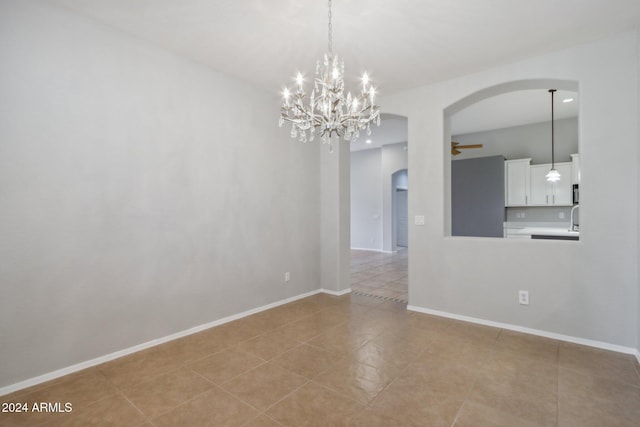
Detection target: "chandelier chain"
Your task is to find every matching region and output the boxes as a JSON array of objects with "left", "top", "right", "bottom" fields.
[{"left": 328, "top": 0, "right": 333, "bottom": 55}]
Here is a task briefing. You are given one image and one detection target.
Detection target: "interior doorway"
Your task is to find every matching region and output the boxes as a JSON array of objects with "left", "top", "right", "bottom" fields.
[{"left": 349, "top": 114, "right": 409, "bottom": 303}]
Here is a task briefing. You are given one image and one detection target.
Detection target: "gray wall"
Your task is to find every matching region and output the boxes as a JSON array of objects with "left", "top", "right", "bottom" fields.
[
  {"left": 350, "top": 149, "right": 382, "bottom": 249},
  {"left": 637, "top": 29, "right": 640, "bottom": 357},
  {"left": 381, "top": 31, "right": 638, "bottom": 350},
  {"left": 0, "top": 0, "right": 320, "bottom": 389},
  {"left": 452, "top": 117, "right": 578, "bottom": 163},
  {"left": 321, "top": 140, "right": 350, "bottom": 293},
  {"left": 382, "top": 144, "right": 409, "bottom": 251},
  {"left": 350, "top": 142, "right": 408, "bottom": 252},
  {"left": 451, "top": 156, "right": 505, "bottom": 237}
]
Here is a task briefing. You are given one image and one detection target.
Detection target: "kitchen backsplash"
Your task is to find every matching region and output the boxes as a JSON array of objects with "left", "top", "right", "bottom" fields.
[{"left": 506, "top": 206, "right": 577, "bottom": 223}]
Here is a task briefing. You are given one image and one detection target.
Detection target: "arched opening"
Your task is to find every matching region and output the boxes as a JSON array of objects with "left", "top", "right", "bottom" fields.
[{"left": 444, "top": 79, "right": 580, "bottom": 239}]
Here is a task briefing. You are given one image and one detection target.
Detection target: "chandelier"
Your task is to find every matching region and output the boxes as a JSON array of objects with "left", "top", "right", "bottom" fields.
[{"left": 278, "top": 0, "right": 380, "bottom": 151}]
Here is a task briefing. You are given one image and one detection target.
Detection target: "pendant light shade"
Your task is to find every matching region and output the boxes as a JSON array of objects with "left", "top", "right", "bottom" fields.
[
  {"left": 546, "top": 89, "right": 561, "bottom": 182},
  {"left": 545, "top": 168, "right": 561, "bottom": 182}
]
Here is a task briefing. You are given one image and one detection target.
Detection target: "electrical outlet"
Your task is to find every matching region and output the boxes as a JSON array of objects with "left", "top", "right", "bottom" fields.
[
  {"left": 285, "top": 272, "right": 290, "bottom": 282},
  {"left": 559, "top": 212, "right": 565, "bottom": 219},
  {"left": 414, "top": 215, "right": 425, "bottom": 226},
  {"left": 518, "top": 290, "right": 529, "bottom": 305}
]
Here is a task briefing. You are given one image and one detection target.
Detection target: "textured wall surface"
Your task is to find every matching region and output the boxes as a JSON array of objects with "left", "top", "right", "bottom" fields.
[{"left": 0, "top": 0, "right": 320, "bottom": 389}]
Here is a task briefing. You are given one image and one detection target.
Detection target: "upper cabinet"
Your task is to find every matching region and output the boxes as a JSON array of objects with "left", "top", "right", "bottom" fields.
[
  {"left": 529, "top": 163, "right": 572, "bottom": 206},
  {"left": 505, "top": 159, "right": 531, "bottom": 206},
  {"left": 505, "top": 158, "right": 575, "bottom": 207}
]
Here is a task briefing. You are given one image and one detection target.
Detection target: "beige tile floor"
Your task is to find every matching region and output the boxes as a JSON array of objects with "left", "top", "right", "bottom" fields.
[
  {"left": 351, "top": 248, "right": 408, "bottom": 303},
  {"left": 2, "top": 291, "right": 640, "bottom": 426}
]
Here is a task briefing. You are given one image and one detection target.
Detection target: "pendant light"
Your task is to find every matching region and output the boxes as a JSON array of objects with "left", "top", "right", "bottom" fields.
[{"left": 545, "top": 89, "right": 561, "bottom": 182}]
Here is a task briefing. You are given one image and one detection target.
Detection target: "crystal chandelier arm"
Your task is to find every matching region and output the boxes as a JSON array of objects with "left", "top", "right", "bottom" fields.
[{"left": 278, "top": 0, "right": 381, "bottom": 145}]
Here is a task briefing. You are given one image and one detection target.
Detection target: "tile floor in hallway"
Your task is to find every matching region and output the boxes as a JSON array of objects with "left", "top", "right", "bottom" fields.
[
  {"left": 2, "top": 292, "right": 640, "bottom": 427},
  {"left": 351, "top": 248, "right": 408, "bottom": 303}
]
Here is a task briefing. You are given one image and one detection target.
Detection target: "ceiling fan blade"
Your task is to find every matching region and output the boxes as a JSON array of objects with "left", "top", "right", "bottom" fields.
[{"left": 451, "top": 141, "right": 482, "bottom": 156}]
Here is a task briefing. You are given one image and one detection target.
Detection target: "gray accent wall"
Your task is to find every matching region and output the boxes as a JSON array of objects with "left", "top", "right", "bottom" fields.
[
  {"left": 0, "top": 0, "right": 320, "bottom": 389},
  {"left": 451, "top": 156, "right": 505, "bottom": 237}
]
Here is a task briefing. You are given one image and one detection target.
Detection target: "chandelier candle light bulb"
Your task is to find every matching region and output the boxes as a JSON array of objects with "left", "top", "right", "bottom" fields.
[{"left": 278, "top": 0, "right": 380, "bottom": 150}]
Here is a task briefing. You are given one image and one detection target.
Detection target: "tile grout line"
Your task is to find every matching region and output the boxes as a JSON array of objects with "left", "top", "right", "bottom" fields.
[
  {"left": 450, "top": 328, "right": 504, "bottom": 427},
  {"left": 114, "top": 388, "right": 153, "bottom": 426},
  {"left": 251, "top": 378, "right": 312, "bottom": 419},
  {"left": 307, "top": 379, "right": 370, "bottom": 420},
  {"left": 131, "top": 368, "right": 219, "bottom": 424}
]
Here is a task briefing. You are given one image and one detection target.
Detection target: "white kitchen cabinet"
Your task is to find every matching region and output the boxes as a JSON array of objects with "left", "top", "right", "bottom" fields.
[
  {"left": 504, "top": 158, "right": 530, "bottom": 206},
  {"left": 571, "top": 153, "right": 580, "bottom": 184},
  {"left": 529, "top": 162, "right": 572, "bottom": 206}
]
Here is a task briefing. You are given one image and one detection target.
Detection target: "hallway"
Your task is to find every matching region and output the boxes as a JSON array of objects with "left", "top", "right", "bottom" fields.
[{"left": 350, "top": 249, "right": 408, "bottom": 303}]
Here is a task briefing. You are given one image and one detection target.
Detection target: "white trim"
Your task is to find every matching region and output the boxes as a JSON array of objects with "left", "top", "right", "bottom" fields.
[
  {"left": 407, "top": 305, "right": 639, "bottom": 356},
  {"left": 635, "top": 350, "right": 640, "bottom": 366},
  {"left": 350, "top": 247, "right": 397, "bottom": 254},
  {"left": 321, "top": 287, "right": 352, "bottom": 296},
  {"left": 0, "top": 289, "right": 324, "bottom": 397}
]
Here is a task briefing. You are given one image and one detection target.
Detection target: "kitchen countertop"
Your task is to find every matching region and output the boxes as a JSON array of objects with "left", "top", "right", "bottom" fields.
[{"left": 504, "top": 222, "right": 580, "bottom": 238}]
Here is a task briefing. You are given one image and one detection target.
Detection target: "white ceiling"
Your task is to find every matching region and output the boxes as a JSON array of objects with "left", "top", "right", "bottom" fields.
[
  {"left": 351, "top": 114, "right": 408, "bottom": 152},
  {"left": 42, "top": 0, "right": 634, "bottom": 151},
  {"left": 353, "top": 89, "right": 578, "bottom": 151},
  {"left": 45, "top": 0, "right": 640, "bottom": 96},
  {"left": 451, "top": 89, "right": 579, "bottom": 136}
]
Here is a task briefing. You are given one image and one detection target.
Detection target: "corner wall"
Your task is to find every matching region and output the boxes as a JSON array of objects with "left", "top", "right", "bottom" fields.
[
  {"left": 383, "top": 31, "right": 639, "bottom": 349},
  {"left": 636, "top": 28, "right": 640, "bottom": 360},
  {"left": 0, "top": 0, "right": 320, "bottom": 389}
]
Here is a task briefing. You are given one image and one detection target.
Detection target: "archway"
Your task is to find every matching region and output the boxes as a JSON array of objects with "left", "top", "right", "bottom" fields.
[{"left": 443, "top": 79, "right": 579, "bottom": 236}]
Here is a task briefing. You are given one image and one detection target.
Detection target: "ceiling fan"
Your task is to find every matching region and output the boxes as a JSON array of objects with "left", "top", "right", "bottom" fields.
[{"left": 451, "top": 141, "right": 483, "bottom": 156}]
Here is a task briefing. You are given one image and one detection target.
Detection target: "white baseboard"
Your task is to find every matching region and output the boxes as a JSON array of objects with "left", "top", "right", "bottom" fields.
[
  {"left": 321, "top": 287, "right": 352, "bottom": 296},
  {"left": 408, "top": 305, "right": 639, "bottom": 357},
  {"left": 350, "top": 247, "right": 401, "bottom": 254},
  {"left": 0, "top": 288, "right": 330, "bottom": 397},
  {"left": 12, "top": 288, "right": 635, "bottom": 398}
]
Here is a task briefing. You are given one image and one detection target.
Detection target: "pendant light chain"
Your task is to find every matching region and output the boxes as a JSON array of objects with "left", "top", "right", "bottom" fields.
[
  {"left": 328, "top": 0, "right": 333, "bottom": 55},
  {"left": 545, "top": 89, "right": 561, "bottom": 182}
]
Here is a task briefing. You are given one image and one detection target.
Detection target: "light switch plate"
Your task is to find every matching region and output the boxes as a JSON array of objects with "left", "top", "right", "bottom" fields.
[{"left": 415, "top": 215, "right": 425, "bottom": 226}]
